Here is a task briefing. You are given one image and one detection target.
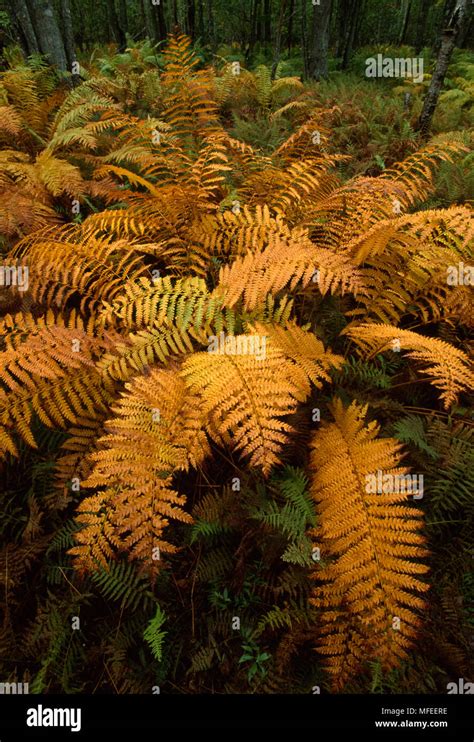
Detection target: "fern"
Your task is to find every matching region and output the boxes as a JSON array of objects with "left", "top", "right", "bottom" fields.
[
  {"left": 143, "top": 606, "right": 167, "bottom": 662},
  {"left": 392, "top": 416, "right": 438, "bottom": 459},
  {"left": 309, "top": 398, "right": 429, "bottom": 689}
]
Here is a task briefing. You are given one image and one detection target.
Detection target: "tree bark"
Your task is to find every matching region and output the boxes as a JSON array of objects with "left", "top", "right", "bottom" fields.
[
  {"left": 417, "top": 0, "right": 468, "bottom": 136},
  {"left": 301, "top": 0, "right": 309, "bottom": 78},
  {"left": 415, "top": 0, "right": 431, "bottom": 51},
  {"left": 147, "top": 0, "right": 167, "bottom": 41},
  {"left": 106, "top": 0, "right": 126, "bottom": 49},
  {"left": 246, "top": 0, "right": 261, "bottom": 60},
  {"left": 59, "top": 0, "right": 77, "bottom": 71},
  {"left": 117, "top": 0, "right": 128, "bottom": 43},
  {"left": 271, "top": 0, "right": 288, "bottom": 79},
  {"left": 206, "top": 0, "right": 215, "bottom": 50},
  {"left": 308, "top": 0, "right": 332, "bottom": 80},
  {"left": 30, "top": 0, "right": 68, "bottom": 70},
  {"left": 457, "top": 11, "right": 473, "bottom": 47},
  {"left": 341, "top": 0, "right": 359, "bottom": 70},
  {"left": 263, "top": 0, "right": 271, "bottom": 44},
  {"left": 287, "top": 0, "right": 294, "bottom": 52},
  {"left": 353, "top": 0, "right": 365, "bottom": 49},
  {"left": 8, "top": 0, "right": 40, "bottom": 55},
  {"left": 197, "top": 0, "right": 204, "bottom": 39},
  {"left": 186, "top": 0, "right": 195, "bottom": 37},
  {"left": 398, "top": 0, "right": 412, "bottom": 44}
]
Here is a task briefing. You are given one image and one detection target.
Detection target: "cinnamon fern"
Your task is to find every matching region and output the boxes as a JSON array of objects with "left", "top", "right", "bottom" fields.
[{"left": 0, "top": 33, "right": 472, "bottom": 694}]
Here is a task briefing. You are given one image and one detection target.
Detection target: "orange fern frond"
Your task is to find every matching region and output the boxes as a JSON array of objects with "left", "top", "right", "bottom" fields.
[
  {"left": 70, "top": 367, "right": 204, "bottom": 574},
  {"left": 309, "top": 398, "right": 429, "bottom": 689},
  {"left": 344, "top": 324, "right": 474, "bottom": 409}
]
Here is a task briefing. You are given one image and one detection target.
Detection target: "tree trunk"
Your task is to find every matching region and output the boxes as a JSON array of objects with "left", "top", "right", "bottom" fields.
[
  {"left": 246, "top": 0, "right": 261, "bottom": 61},
  {"left": 186, "top": 0, "right": 195, "bottom": 37},
  {"left": 415, "top": 0, "right": 431, "bottom": 51},
  {"left": 264, "top": 0, "right": 271, "bottom": 44},
  {"left": 341, "top": 0, "right": 359, "bottom": 69},
  {"left": 142, "top": 0, "right": 156, "bottom": 41},
  {"left": 59, "top": 0, "right": 77, "bottom": 73},
  {"left": 308, "top": 0, "right": 332, "bottom": 80},
  {"left": 106, "top": 0, "right": 126, "bottom": 49},
  {"left": 206, "top": 0, "right": 215, "bottom": 50},
  {"left": 336, "top": 0, "right": 346, "bottom": 57},
  {"left": 353, "top": 0, "right": 366, "bottom": 49},
  {"left": 71, "top": 0, "right": 84, "bottom": 50},
  {"left": 417, "top": 0, "right": 468, "bottom": 136},
  {"left": 398, "top": 0, "right": 412, "bottom": 44},
  {"left": 117, "top": 0, "right": 128, "bottom": 43},
  {"left": 145, "top": 0, "right": 167, "bottom": 41},
  {"left": 197, "top": 0, "right": 204, "bottom": 39},
  {"left": 301, "top": 0, "right": 309, "bottom": 78},
  {"left": 287, "top": 0, "right": 294, "bottom": 52},
  {"left": 434, "top": 0, "right": 457, "bottom": 53},
  {"left": 8, "top": 0, "right": 40, "bottom": 55},
  {"left": 271, "top": 0, "right": 288, "bottom": 80},
  {"left": 457, "top": 12, "right": 473, "bottom": 47},
  {"left": 30, "top": 0, "right": 68, "bottom": 71}
]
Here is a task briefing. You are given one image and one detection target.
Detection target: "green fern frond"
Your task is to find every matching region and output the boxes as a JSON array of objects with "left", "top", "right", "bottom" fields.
[{"left": 143, "top": 606, "right": 167, "bottom": 663}]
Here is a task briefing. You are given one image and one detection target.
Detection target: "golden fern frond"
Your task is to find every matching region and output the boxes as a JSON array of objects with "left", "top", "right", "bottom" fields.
[
  {"left": 270, "top": 157, "right": 344, "bottom": 216},
  {"left": 380, "top": 139, "right": 468, "bottom": 207},
  {"left": 180, "top": 336, "right": 318, "bottom": 475},
  {"left": 187, "top": 133, "right": 232, "bottom": 203},
  {"left": 0, "top": 105, "right": 22, "bottom": 137},
  {"left": 48, "top": 87, "right": 118, "bottom": 150},
  {"left": 274, "top": 112, "right": 334, "bottom": 162},
  {"left": 0, "top": 311, "right": 114, "bottom": 457},
  {"left": 79, "top": 183, "right": 218, "bottom": 277},
  {"left": 221, "top": 133, "right": 273, "bottom": 176},
  {"left": 96, "top": 320, "right": 193, "bottom": 383},
  {"left": 161, "top": 34, "right": 220, "bottom": 139},
  {"left": 270, "top": 75, "right": 305, "bottom": 99},
  {"left": 214, "top": 212, "right": 360, "bottom": 310},
  {"left": 307, "top": 139, "right": 467, "bottom": 252},
  {"left": 341, "top": 206, "right": 473, "bottom": 325},
  {"left": 0, "top": 67, "right": 43, "bottom": 131},
  {"left": 253, "top": 65, "right": 273, "bottom": 108},
  {"left": 270, "top": 99, "right": 310, "bottom": 121},
  {"left": 10, "top": 227, "right": 149, "bottom": 312},
  {"left": 53, "top": 415, "right": 106, "bottom": 511},
  {"left": 99, "top": 275, "right": 236, "bottom": 338},
  {"left": 251, "top": 321, "right": 344, "bottom": 390},
  {"left": 215, "top": 64, "right": 255, "bottom": 106},
  {"left": 70, "top": 367, "right": 204, "bottom": 574},
  {"left": 0, "top": 186, "right": 59, "bottom": 239},
  {"left": 344, "top": 324, "right": 474, "bottom": 409},
  {"left": 346, "top": 206, "right": 473, "bottom": 264},
  {"left": 309, "top": 398, "right": 429, "bottom": 689}
]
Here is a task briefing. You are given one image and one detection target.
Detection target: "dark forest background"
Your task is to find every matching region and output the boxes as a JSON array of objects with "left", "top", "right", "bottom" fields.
[{"left": 1, "top": 0, "right": 473, "bottom": 79}]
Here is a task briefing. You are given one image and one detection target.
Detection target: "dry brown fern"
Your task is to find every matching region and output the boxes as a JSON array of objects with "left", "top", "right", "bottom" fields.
[
  {"left": 69, "top": 366, "right": 202, "bottom": 575},
  {"left": 309, "top": 398, "right": 429, "bottom": 689},
  {"left": 344, "top": 323, "right": 474, "bottom": 409}
]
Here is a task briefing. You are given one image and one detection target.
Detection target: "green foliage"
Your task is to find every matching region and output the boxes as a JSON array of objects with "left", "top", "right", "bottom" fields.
[
  {"left": 90, "top": 561, "right": 154, "bottom": 611},
  {"left": 392, "top": 415, "right": 438, "bottom": 458},
  {"left": 143, "top": 606, "right": 167, "bottom": 662}
]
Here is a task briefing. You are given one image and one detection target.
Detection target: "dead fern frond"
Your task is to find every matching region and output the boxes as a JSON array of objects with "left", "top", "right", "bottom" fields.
[{"left": 309, "top": 398, "right": 429, "bottom": 689}]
